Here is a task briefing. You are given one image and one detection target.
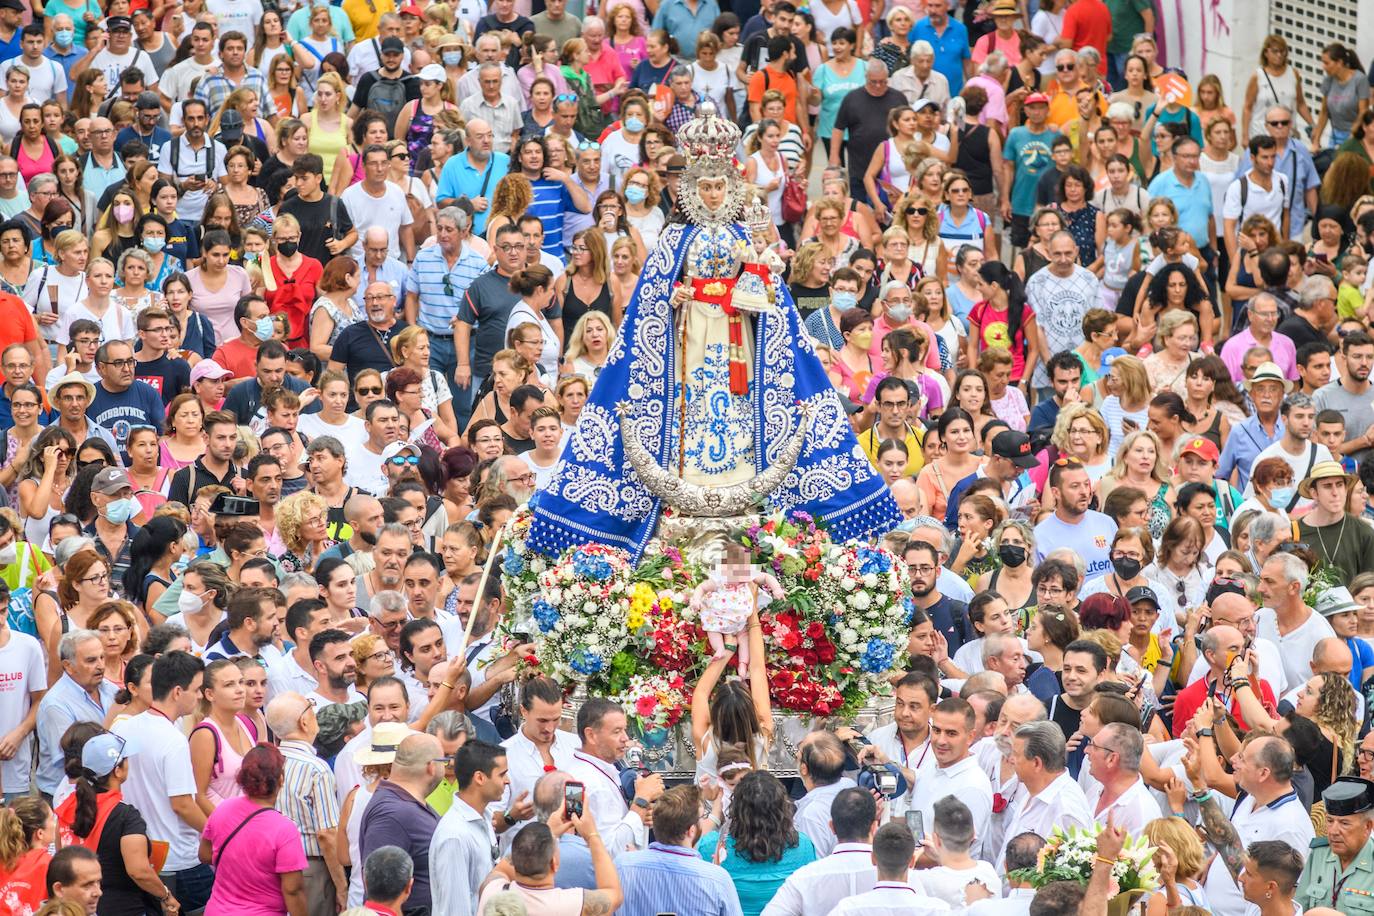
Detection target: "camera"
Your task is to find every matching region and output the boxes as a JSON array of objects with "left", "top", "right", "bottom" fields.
[
  {"left": 864, "top": 764, "right": 898, "bottom": 796},
  {"left": 843, "top": 732, "right": 872, "bottom": 759}
]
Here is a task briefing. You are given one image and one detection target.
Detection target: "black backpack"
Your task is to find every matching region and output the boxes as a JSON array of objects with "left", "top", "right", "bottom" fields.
[{"left": 368, "top": 75, "right": 413, "bottom": 134}]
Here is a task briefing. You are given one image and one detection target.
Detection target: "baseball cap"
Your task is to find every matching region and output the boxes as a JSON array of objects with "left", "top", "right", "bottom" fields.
[
  {"left": 418, "top": 63, "right": 446, "bottom": 83},
  {"left": 0, "top": 0, "right": 26, "bottom": 11},
  {"left": 93, "top": 467, "right": 132, "bottom": 496},
  {"left": 1024, "top": 91, "right": 1051, "bottom": 106},
  {"left": 1178, "top": 436, "right": 1219, "bottom": 464},
  {"left": 381, "top": 441, "right": 421, "bottom": 462},
  {"left": 105, "top": 14, "right": 133, "bottom": 30},
  {"left": 81, "top": 732, "right": 138, "bottom": 777},
  {"left": 914, "top": 98, "right": 941, "bottom": 112},
  {"left": 1125, "top": 585, "right": 1160, "bottom": 610},
  {"left": 991, "top": 430, "right": 1038, "bottom": 468},
  {"left": 189, "top": 359, "right": 233, "bottom": 385},
  {"left": 380, "top": 35, "right": 406, "bottom": 54},
  {"left": 136, "top": 91, "right": 161, "bottom": 110},
  {"left": 218, "top": 109, "right": 245, "bottom": 142},
  {"left": 1099, "top": 346, "right": 1127, "bottom": 373},
  {"left": 399, "top": 1, "right": 423, "bottom": 13}
]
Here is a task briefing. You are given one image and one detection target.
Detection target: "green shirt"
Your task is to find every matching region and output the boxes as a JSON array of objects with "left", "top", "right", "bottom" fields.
[
  {"left": 1295, "top": 836, "right": 1374, "bottom": 913},
  {"left": 1105, "top": 0, "right": 1152, "bottom": 54},
  {"left": 1297, "top": 513, "right": 1374, "bottom": 581}
]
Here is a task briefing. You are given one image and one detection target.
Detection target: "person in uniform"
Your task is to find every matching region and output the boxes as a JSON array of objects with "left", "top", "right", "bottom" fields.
[{"left": 1295, "top": 776, "right": 1374, "bottom": 911}]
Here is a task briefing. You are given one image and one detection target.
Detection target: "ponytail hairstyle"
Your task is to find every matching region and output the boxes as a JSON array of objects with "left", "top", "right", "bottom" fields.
[
  {"left": 73, "top": 741, "right": 116, "bottom": 840},
  {"left": 0, "top": 797, "right": 51, "bottom": 868},
  {"left": 60, "top": 721, "right": 106, "bottom": 784},
  {"left": 507, "top": 264, "right": 555, "bottom": 297},
  {"left": 114, "top": 653, "right": 156, "bottom": 706},
  {"left": 976, "top": 259, "right": 1029, "bottom": 351}
]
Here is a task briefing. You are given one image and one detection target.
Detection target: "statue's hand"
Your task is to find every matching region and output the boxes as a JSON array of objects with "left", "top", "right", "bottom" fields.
[{"left": 671, "top": 285, "right": 691, "bottom": 308}]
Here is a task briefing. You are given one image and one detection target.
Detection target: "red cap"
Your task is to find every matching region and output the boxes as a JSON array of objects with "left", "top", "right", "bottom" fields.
[
  {"left": 399, "top": 3, "right": 423, "bottom": 14},
  {"left": 1179, "top": 436, "right": 1219, "bottom": 463},
  {"left": 1024, "top": 92, "right": 1051, "bottom": 106}
]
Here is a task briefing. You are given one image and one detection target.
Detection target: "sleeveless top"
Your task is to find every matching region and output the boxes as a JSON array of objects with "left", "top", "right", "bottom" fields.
[
  {"left": 158, "top": 440, "right": 198, "bottom": 472},
  {"left": 751, "top": 151, "right": 785, "bottom": 224},
  {"left": 405, "top": 104, "right": 454, "bottom": 171},
  {"left": 307, "top": 109, "right": 349, "bottom": 184},
  {"left": 954, "top": 122, "right": 994, "bottom": 194},
  {"left": 193, "top": 715, "right": 255, "bottom": 806},
  {"left": 840, "top": 200, "right": 862, "bottom": 241},
  {"left": 882, "top": 138, "right": 912, "bottom": 193},
  {"left": 1249, "top": 66, "right": 1299, "bottom": 140},
  {"left": 1022, "top": 246, "right": 1050, "bottom": 279},
  {"left": 4, "top": 429, "right": 28, "bottom": 509},
  {"left": 310, "top": 296, "right": 363, "bottom": 346},
  {"left": 561, "top": 279, "right": 613, "bottom": 342},
  {"left": 345, "top": 783, "right": 376, "bottom": 906},
  {"left": 1148, "top": 482, "right": 1170, "bottom": 540},
  {"left": 22, "top": 478, "right": 66, "bottom": 547}
]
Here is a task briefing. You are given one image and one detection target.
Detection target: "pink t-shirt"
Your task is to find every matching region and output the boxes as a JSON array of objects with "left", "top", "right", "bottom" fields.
[
  {"left": 187, "top": 265, "right": 254, "bottom": 344},
  {"left": 202, "top": 797, "right": 308, "bottom": 916}
]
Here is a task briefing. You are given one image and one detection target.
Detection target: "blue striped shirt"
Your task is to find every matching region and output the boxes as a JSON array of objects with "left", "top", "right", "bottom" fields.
[
  {"left": 277, "top": 738, "right": 341, "bottom": 857},
  {"left": 528, "top": 178, "right": 579, "bottom": 256},
  {"left": 405, "top": 244, "right": 489, "bottom": 335},
  {"left": 616, "top": 843, "right": 743, "bottom": 916}
]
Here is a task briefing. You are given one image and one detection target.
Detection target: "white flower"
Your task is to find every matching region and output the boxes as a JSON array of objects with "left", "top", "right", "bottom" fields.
[
  {"left": 840, "top": 577, "right": 857, "bottom": 592},
  {"left": 849, "top": 591, "right": 872, "bottom": 610},
  {"left": 862, "top": 573, "right": 877, "bottom": 588}
]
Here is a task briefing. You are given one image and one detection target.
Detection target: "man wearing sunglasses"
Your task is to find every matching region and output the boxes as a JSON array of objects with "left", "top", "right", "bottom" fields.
[{"left": 382, "top": 440, "right": 424, "bottom": 493}]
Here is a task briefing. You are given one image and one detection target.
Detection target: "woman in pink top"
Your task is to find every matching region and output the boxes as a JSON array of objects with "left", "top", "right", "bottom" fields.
[
  {"left": 200, "top": 744, "right": 308, "bottom": 916},
  {"left": 517, "top": 35, "right": 571, "bottom": 105},
  {"left": 13, "top": 104, "right": 54, "bottom": 184},
  {"left": 187, "top": 230, "right": 253, "bottom": 343},
  {"left": 607, "top": 2, "right": 648, "bottom": 73},
  {"left": 190, "top": 660, "right": 258, "bottom": 815}
]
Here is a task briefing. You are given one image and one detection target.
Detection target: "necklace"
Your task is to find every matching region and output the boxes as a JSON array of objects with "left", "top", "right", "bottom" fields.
[{"left": 1312, "top": 514, "right": 1348, "bottom": 565}]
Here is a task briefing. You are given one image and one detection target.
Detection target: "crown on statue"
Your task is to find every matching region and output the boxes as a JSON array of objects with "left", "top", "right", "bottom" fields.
[{"left": 679, "top": 101, "right": 741, "bottom": 166}]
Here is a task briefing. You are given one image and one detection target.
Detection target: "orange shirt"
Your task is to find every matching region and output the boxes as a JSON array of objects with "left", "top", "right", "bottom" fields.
[{"left": 748, "top": 66, "right": 801, "bottom": 127}]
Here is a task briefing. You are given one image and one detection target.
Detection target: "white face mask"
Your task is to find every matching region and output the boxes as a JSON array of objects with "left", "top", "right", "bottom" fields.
[
  {"left": 177, "top": 589, "right": 207, "bottom": 615},
  {"left": 0, "top": 543, "right": 15, "bottom": 566}
]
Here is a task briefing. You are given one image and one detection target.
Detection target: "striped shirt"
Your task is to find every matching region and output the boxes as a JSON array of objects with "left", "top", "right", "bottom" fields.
[
  {"left": 278, "top": 738, "right": 341, "bottom": 857},
  {"left": 527, "top": 178, "right": 579, "bottom": 256},
  {"left": 615, "top": 843, "right": 743, "bottom": 916},
  {"left": 406, "top": 243, "right": 490, "bottom": 335}
]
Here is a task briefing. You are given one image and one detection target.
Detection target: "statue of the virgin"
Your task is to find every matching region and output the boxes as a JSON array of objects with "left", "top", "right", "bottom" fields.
[{"left": 527, "top": 103, "right": 900, "bottom": 560}]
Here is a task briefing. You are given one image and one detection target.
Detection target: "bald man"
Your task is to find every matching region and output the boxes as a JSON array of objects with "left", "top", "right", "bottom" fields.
[{"left": 1181, "top": 590, "right": 1286, "bottom": 695}]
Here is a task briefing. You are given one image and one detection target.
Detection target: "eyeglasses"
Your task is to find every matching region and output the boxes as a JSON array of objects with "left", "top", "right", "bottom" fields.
[
  {"left": 906, "top": 564, "right": 937, "bottom": 576},
  {"left": 80, "top": 572, "right": 110, "bottom": 585},
  {"left": 878, "top": 400, "right": 909, "bottom": 409},
  {"left": 99, "top": 358, "right": 137, "bottom": 369},
  {"left": 387, "top": 455, "right": 421, "bottom": 466},
  {"left": 1083, "top": 738, "right": 1116, "bottom": 756},
  {"left": 508, "top": 471, "right": 536, "bottom": 484},
  {"left": 1358, "top": 748, "right": 1374, "bottom": 761},
  {"left": 97, "top": 624, "right": 130, "bottom": 636},
  {"left": 364, "top": 649, "right": 393, "bottom": 664}
]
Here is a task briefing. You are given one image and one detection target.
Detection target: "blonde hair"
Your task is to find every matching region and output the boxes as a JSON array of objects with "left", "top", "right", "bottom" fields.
[
  {"left": 276, "top": 490, "right": 329, "bottom": 555},
  {"left": 1052, "top": 402, "right": 1109, "bottom": 458},
  {"left": 790, "top": 241, "right": 827, "bottom": 284},
  {"left": 895, "top": 190, "right": 940, "bottom": 243},
  {"left": 1158, "top": 308, "right": 1198, "bottom": 341},
  {"left": 1106, "top": 429, "right": 1170, "bottom": 487},
  {"left": 390, "top": 325, "right": 429, "bottom": 364},
  {"left": 564, "top": 311, "right": 616, "bottom": 364},
  {"left": 1110, "top": 354, "right": 1151, "bottom": 406},
  {"left": 315, "top": 72, "right": 348, "bottom": 112},
  {"left": 1144, "top": 817, "right": 1205, "bottom": 880},
  {"left": 610, "top": 235, "right": 642, "bottom": 273}
]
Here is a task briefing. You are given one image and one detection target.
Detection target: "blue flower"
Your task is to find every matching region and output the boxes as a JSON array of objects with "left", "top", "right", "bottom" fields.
[
  {"left": 859, "top": 638, "right": 895, "bottom": 674},
  {"left": 855, "top": 546, "right": 891, "bottom": 576},
  {"left": 569, "top": 649, "right": 604, "bottom": 675},
  {"left": 503, "top": 548, "right": 526, "bottom": 576},
  {"left": 901, "top": 596, "right": 916, "bottom": 626},
  {"left": 572, "top": 549, "right": 615, "bottom": 581},
  {"left": 532, "top": 599, "right": 559, "bottom": 633}
]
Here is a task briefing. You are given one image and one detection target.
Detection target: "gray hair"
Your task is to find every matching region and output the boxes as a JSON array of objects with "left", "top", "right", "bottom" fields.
[
  {"left": 1075, "top": 47, "right": 1100, "bottom": 67},
  {"left": 369, "top": 589, "right": 408, "bottom": 617},
  {"left": 932, "top": 796, "right": 975, "bottom": 853},
  {"left": 477, "top": 62, "right": 503, "bottom": 78},
  {"left": 377, "top": 12, "right": 401, "bottom": 27},
  {"left": 1251, "top": 734, "right": 1296, "bottom": 783},
  {"left": 59, "top": 628, "right": 100, "bottom": 662},
  {"left": 1297, "top": 276, "right": 1337, "bottom": 308},
  {"left": 1044, "top": 547, "right": 1086, "bottom": 579},
  {"left": 909, "top": 39, "right": 934, "bottom": 58},
  {"left": 377, "top": 522, "right": 412, "bottom": 544},
  {"left": 1249, "top": 511, "right": 1287, "bottom": 547},
  {"left": 475, "top": 33, "right": 502, "bottom": 51},
  {"left": 425, "top": 710, "right": 475, "bottom": 742},
  {"left": 1098, "top": 722, "right": 1143, "bottom": 772},
  {"left": 582, "top": 14, "right": 605, "bottom": 30},
  {"left": 866, "top": 57, "right": 889, "bottom": 78},
  {"left": 981, "top": 631, "right": 1017, "bottom": 665},
  {"left": 280, "top": 572, "right": 319, "bottom": 593},
  {"left": 1014, "top": 720, "right": 1067, "bottom": 773},
  {"left": 362, "top": 846, "right": 414, "bottom": 902},
  {"left": 668, "top": 65, "right": 693, "bottom": 83},
  {"left": 1280, "top": 392, "right": 1313, "bottom": 415},
  {"left": 881, "top": 279, "right": 911, "bottom": 301},
  {"left": 55, "top": 536, "right": 97, "bottom": 567},
  {"left": 912, "top": 517, "right": 955, "bottom": 556},
  {"left": 117, "top": 246, "right": 153, "bottom": 278},
  {"left": 1265, "top": 550, "right": 1310, "bottom": 589},
  {"left": 482, "top": 892, "right": 529, "bottom": 916},
  {"left": 1265, "top": 104, "right": 1293, "bottom": 122},
  {"left": 305, "top": 434, "right": 345, "bottom": 460},
  {"left": 979, "top": 50, "right": 1007, "bottom": 77},
  {"left": 533, "top": 770, "right": 569, "bottom": 820},
  {"left": 1105, "top": 101, "right": 1135, "bottom": 122},
  {"left": 435, "top": 206, "right": 471, "bottom": 233},
  {"left": 27, "top": 172, "right": 56, "bottom": 195}
]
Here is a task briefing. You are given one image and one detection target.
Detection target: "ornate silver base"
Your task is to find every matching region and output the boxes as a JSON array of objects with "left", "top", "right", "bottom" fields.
[{"left": 649, "top": 512, "right": 763, "bottom": 566}]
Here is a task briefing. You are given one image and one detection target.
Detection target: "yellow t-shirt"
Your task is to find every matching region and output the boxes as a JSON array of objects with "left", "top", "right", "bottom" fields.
[
  {"left": 343, "top": 0, "right": 395, "bottom": 42},
  {"left": 1338, "top": 282, "right": 1365, "bottom": 320},
  {"left": 860, "top": 422, "right": 926, "bottom": 478}
]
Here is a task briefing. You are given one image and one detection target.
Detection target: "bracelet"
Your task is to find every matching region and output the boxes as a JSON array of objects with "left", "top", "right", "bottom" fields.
[
  {"left": 1231, "top": 679, "right": 1250, "bottom": 690},
  {"left": 1191, "top": 789, "right": 1212, "bottom": 804},
  {"left": 441, "top": 682, "right": 455, "bottom": 691},
  {"left": 1170, "top": 811, "right": 1191, "bottom": 820},
  {"left": 1094, "top": 855, "right": 1116, "bottom": 867}
]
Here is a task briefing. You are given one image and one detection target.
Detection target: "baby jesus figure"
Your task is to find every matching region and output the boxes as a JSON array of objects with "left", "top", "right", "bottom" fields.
[{"left": 691, "top": 542, "right": 785, "bottom": 676}]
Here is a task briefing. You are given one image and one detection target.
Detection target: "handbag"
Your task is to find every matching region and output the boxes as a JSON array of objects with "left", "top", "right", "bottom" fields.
[{"left": 781, "top": 169, "right": 807, "bottom": 223}]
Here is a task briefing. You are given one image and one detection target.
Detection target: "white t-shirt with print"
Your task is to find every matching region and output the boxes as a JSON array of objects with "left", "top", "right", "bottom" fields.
[{"left": 0, "top": 631, "right": 46, "bottom": 794}]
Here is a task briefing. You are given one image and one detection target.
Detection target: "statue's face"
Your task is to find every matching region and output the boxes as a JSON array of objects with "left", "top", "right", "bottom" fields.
[{"left": 696, "top": 177, "right": 728, "bottom": 212}]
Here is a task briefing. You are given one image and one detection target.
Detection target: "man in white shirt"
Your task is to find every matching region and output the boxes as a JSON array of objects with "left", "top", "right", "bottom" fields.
[
  {"left": 306, "top": 628, "right": 366, "bottom": 710},
  {"left": 765, "top": 789, "right": 924, "bottom": 916},
  {"left": 158, "top": 23, "right": 217, "bottom": 112},
  {"left": 0, "top": 599, "right": 45, "bottom": 800},
  {"left": 1223, "top": 135, "right": 1290, "bottom": 258},
  {"left": 206, "top": 0, "right": 262, "bottom": 50},
  {"left": 564, "top": 698, "right": 663, "bottom": 854},
  {"left": 866, "top": 673, "right": 939, "bottom": 820},
  {"left": 999, "top": 721, "right": 1092, "bottom": 868},
  {"left": 155, "top": 98, "right": 227, "bottom": 222},
  {"left": 0, "top": 26, "right": 68, "bottom": 102},
  {"left": 341, "top": 144, "right": 415, "bottom": 262},
  {"left": 1083, "top": 723, "right": 1162, "bottom": 835},
  {"left": 911, "top": 697, "right": 994, "bottom": 866},
  {"left": 1256, "top": 551, "right": 1335, "bottom": 690},
  {"left": 112, "top": 652, "right": 211, "bottom": 912},
  {"left": 266, "top": 598, "right": 332, "bottom": 701},
  {"left": 78, "top": 17, "right": 160, "bottom": 93},
  {"left": 333, "top": 676, "right": 410, "bottom": 804},
  {"left": 431, "top": 739, "right": 509, "bottom": 916},
  {"left": 826, "top": 822, "right": 952, "bottom": 916},
  {"left": 1190, "top": 733, "right": 1313, "bottom": 916},
  {"left": 794, "top": 731, "right": 858, "bottom": 857},
  {"left": 500, "top": 677, "right": 579, "bottom": 846}
]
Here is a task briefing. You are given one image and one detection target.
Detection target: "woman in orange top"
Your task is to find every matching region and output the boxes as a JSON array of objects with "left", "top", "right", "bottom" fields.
[
  {"left": 266, "top": 55, "right": 308, "bottom": 123},
  {"left": 0, "top": 797, "right": 55, "bottom": 916}
]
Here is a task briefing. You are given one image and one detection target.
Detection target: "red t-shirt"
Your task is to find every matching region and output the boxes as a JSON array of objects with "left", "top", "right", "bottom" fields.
[
  {"left": 1171, "top": 675, "right": 1278, "bottom": 738},
  {"left": 211, "top": 338, "right": 262, "bottom": 380},
  {"left": 967, "top": 298, "right": 1036, "bottom": 381},
  {"left": 264, "top": 255, "right": 324, "bottom": 348},
  {"left": 0, "top": 847, "right": 51, "bottom": 916},
  {"left": 0, "top": 292, "right": 38, "bottom": 355},
  {"left": 1061, "top": 0, "right": 1112, "bottom": 74}
]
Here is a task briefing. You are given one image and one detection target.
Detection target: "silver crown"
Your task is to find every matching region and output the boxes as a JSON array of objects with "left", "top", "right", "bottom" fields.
[{"left": 678, "top": 101, "right": 741, "bottom": 166}]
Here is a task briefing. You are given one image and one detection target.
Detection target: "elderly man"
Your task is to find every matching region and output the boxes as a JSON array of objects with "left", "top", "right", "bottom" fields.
[
  {"left": 1236, "top": 105, "right": 1321, "bottom": 241},
  {"left": 456, "top": 34, "right": 521, "bottom": 107},
  {"left": 1179, "top": 589, "right": 1285, "bottom": 691},
  {"left": 13, "top": 171, "right": 53, "bottom": 241},
  {"left": 565, "top": 143, "right": 607, "bottom": 239},
  {"left": 1172, "top": 624, "right": 1279, "bottom": 736},
  {"left": 891, "top": 40, "right": 950, "bottom": 107},
  {"left": 831, "top": 59, "right": 908, "bottom": 202},
  {"left": 891, "top": 479, "right": 920, "bottom": 520},
  {"left": 793, "top": 731, "right": 858, "bottom": 857},
  {"left": 355, "top": 227, "right": 410, "bottom": 314},
  {"left": 405, "top": 207, "right": 488, "bottom": 407},
  {"left": 1221, "top": 293, "right": 1295, "bottom": 382},
  {"left": 81, "top": 116, "right": 129, "bottom": 206},
  {"left": 1218, "top": 361, "right": 1288, "bottom": 491},
  {"left": 269, "top": 691, "right": 347, "bottom": 916},
  {"left": 982, "top": 632, "right": 1027, "bottom": 693},
  {"left": 359, "top": 733, "right": 445, "bottom": 916},
  {"left": 1296, "top": 778, "right": 1374, "bottom": 910},
  {"left": 1025, "top": 232, "right": 1100, "bottom": 388},
  {"left": 35, "top": 630, "right": 118, "bottom": 798},
  {"left": 581, "top": 17, "right": 627, "bottom": 110},
  {"left": 1257, "top": 551, "right": 1337, "bottom": 698},
  {"left": 1315, "top": 326, "right": 1374, "bottom": 460},
  {"left": 43, "top": 14, "right": 83, "bottom": 99},
  {"left": 1187, "top": 732, "right": 1314, "bottom": 916},
  {"left": 459, "top": 64, "right": 522, "bottom": 153},
  {"left": 330, "top": 283, "right": 411, "bottom": 382},
  {"left": 1082, "top": 723, "right": 1160, "bottom": 835},
  {"left": 1278, "top": 274, "right": 1337, "bottom": 352},
  {"left": 87, "top": 341, "right": 163, "bottom": 454}
]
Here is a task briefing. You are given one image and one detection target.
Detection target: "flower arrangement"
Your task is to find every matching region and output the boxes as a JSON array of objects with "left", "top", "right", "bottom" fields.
[
  {"left": 501, "top": 507, "right": 545, "bottom": 624},
  {"left": 531, "top": 544, "right": 636, "bottom": 682},
  {"left": 613, "top": 673, "right": 690, "bottom": 733},
  {"left": 1011, "top": 823, "right": 1160, "bottom": 896}
]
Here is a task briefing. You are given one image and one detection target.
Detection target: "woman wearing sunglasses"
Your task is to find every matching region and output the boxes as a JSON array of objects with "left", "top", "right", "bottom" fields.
[
  {"left": 384, "top": 139, "right": 437, "bottom": 247},
  {"left": 17, "top": 425, "right": 77, "bottom": 552}
]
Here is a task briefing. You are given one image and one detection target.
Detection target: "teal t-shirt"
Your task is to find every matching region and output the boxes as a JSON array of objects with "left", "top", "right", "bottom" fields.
[
  {"left": 44, "top": 0, "right": 102, "bottom": 46},
  {"left": 814, "top": 61, "right": 866, "bottom": 140},
  {"left": 1004, "top": 125, "right": 1058, "bottom": 217},
  {"left": 1105, "top": 0, "right": 1152, "bottom": 54},
  {"left": 697, "top": 832, "right": 817, "bottom": 916}
]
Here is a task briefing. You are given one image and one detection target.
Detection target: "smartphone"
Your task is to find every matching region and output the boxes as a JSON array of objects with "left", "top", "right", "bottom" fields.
[
  {"left": 563, "top": 781, "right": 585, "bottom": 820},
  {"left": 1140, "top": 703, "right": 1157, "bottom": 732},
  {"left": 905, "top": 809, "right": 924, "bottom": 843},
  {"left": 1314, "top": 252, "right": 1330, "bottom": 263}
]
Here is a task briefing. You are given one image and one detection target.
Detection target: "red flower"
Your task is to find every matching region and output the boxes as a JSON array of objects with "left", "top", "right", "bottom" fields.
[
  {"left": 992, "top": 792, "right": 1010, "bottom": 814},
  {"left": 816, "top": 644, "right": 836, "bottom": 663},
  {"left": 801, "top": 649, "right": 818, "bottom": 666},
  {"left": 779, "top": 629, "right": 801, "bottom": 650},
  {"left": 806, "top": 621, "right": 825, "bottom": 640},
  {"left": 635, "top": 695, "right": 659, "bottom": 717}
]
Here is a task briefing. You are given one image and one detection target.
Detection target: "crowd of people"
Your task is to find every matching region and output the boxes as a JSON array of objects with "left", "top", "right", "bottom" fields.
[{"left": 0, "top": 0, "right": 1363, "bottom": 913}]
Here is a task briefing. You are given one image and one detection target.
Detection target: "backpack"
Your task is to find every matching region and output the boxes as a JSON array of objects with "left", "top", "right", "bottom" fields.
[
  {"left": 368, "top": 75, "right": 413, "bottom": 134},
  {"left": 567, "top": 76, "right": 605, "bottom": 140},
  {"left": 5, "top": 543, "right": 41, "bottom": 638}
]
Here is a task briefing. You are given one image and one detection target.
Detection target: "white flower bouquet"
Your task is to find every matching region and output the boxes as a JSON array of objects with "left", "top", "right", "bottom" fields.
[
  {"left": 528, "top": 543, "right": 635, "bottom": 684},
  {"left": 1011, "top": 823, "right": 1160, "bottom": 899}
]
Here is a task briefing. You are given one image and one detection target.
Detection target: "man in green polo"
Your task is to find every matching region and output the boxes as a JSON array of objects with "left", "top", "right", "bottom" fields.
[{"left": 1295, "top": 776, "right": 1374, "bottom": 910}]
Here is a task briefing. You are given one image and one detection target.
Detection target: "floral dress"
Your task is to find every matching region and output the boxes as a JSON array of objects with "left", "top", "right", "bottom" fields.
[
  {"left": 405, "top": 105, "right": 454, "bottom": 173},
  {"left": 309, "top": 297, "right": 362, "bottom": 347},
  {"left": 1056, "top": 202, "right": 1101, "bottom": 266},
  {"left": 699, "top": 578, "right": 755, "bottom": 637}
]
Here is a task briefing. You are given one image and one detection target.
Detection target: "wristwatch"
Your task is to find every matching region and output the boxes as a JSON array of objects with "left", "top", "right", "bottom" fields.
[
  {"left": 633, "top": 797, "right": 650, "bottom": 810},
  {"left": 1197, "top": 728, "right": 1214, "bottom": 737}
]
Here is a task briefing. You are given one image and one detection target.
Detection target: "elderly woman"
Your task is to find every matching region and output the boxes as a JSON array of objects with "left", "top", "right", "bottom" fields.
[
  {"left": 1232, "top": 456, "right": 1296, "bottom": 522},
  {"left": 276, "top": 489, "right": 332, "bottom": 574},
  {"left": 90, "top": 600, "right": 141, "bottom": 690}
]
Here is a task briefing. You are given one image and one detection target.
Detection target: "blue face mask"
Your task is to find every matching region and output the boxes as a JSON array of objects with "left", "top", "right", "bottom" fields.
[
  {"left": 143, "top": 236, "right": 165, "bottom": 253},
  {"left": 624, "top": 116, "right": 645, "bottom": 133},
  {"left": 442, "top": 51, "right": 462, "bottom": 66},
  {"left": 832, "top": 291, "right": 859, "bottom": 312},
  {"left": 1269, "top": 485, "right": 1295, "bottom": 508},
  {"left": 103, "top": 498, "right": 136, "bottom": 525},
  {"left": 54, "top": 29, "right": 73, "bottom": 46},
  {"left": 253, "top": 315, "right": 275, "bottom": 341},
  {"left": 624, "top": 184, "right": 647, "bottom": 204}
]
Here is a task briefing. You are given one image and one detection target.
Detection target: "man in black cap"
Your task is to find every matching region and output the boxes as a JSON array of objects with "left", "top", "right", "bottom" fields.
[
  {"left": 348, "top": 36, "right": 419, "bottom": 133},
  {"left": 944, "top": 429, "right": 1040, "bottom": 528},
  {"left": 1295, "top": 776, "right": 1374, "bottom": 909},
  {"left": 115, "top": 91, "right": 171, "bottom": 164},
  {"left": 73, "top": 16, "right": 159, "bottom": 97},
  {"left": 0, "top": 0, "right": 22, "bottom": 62}
]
